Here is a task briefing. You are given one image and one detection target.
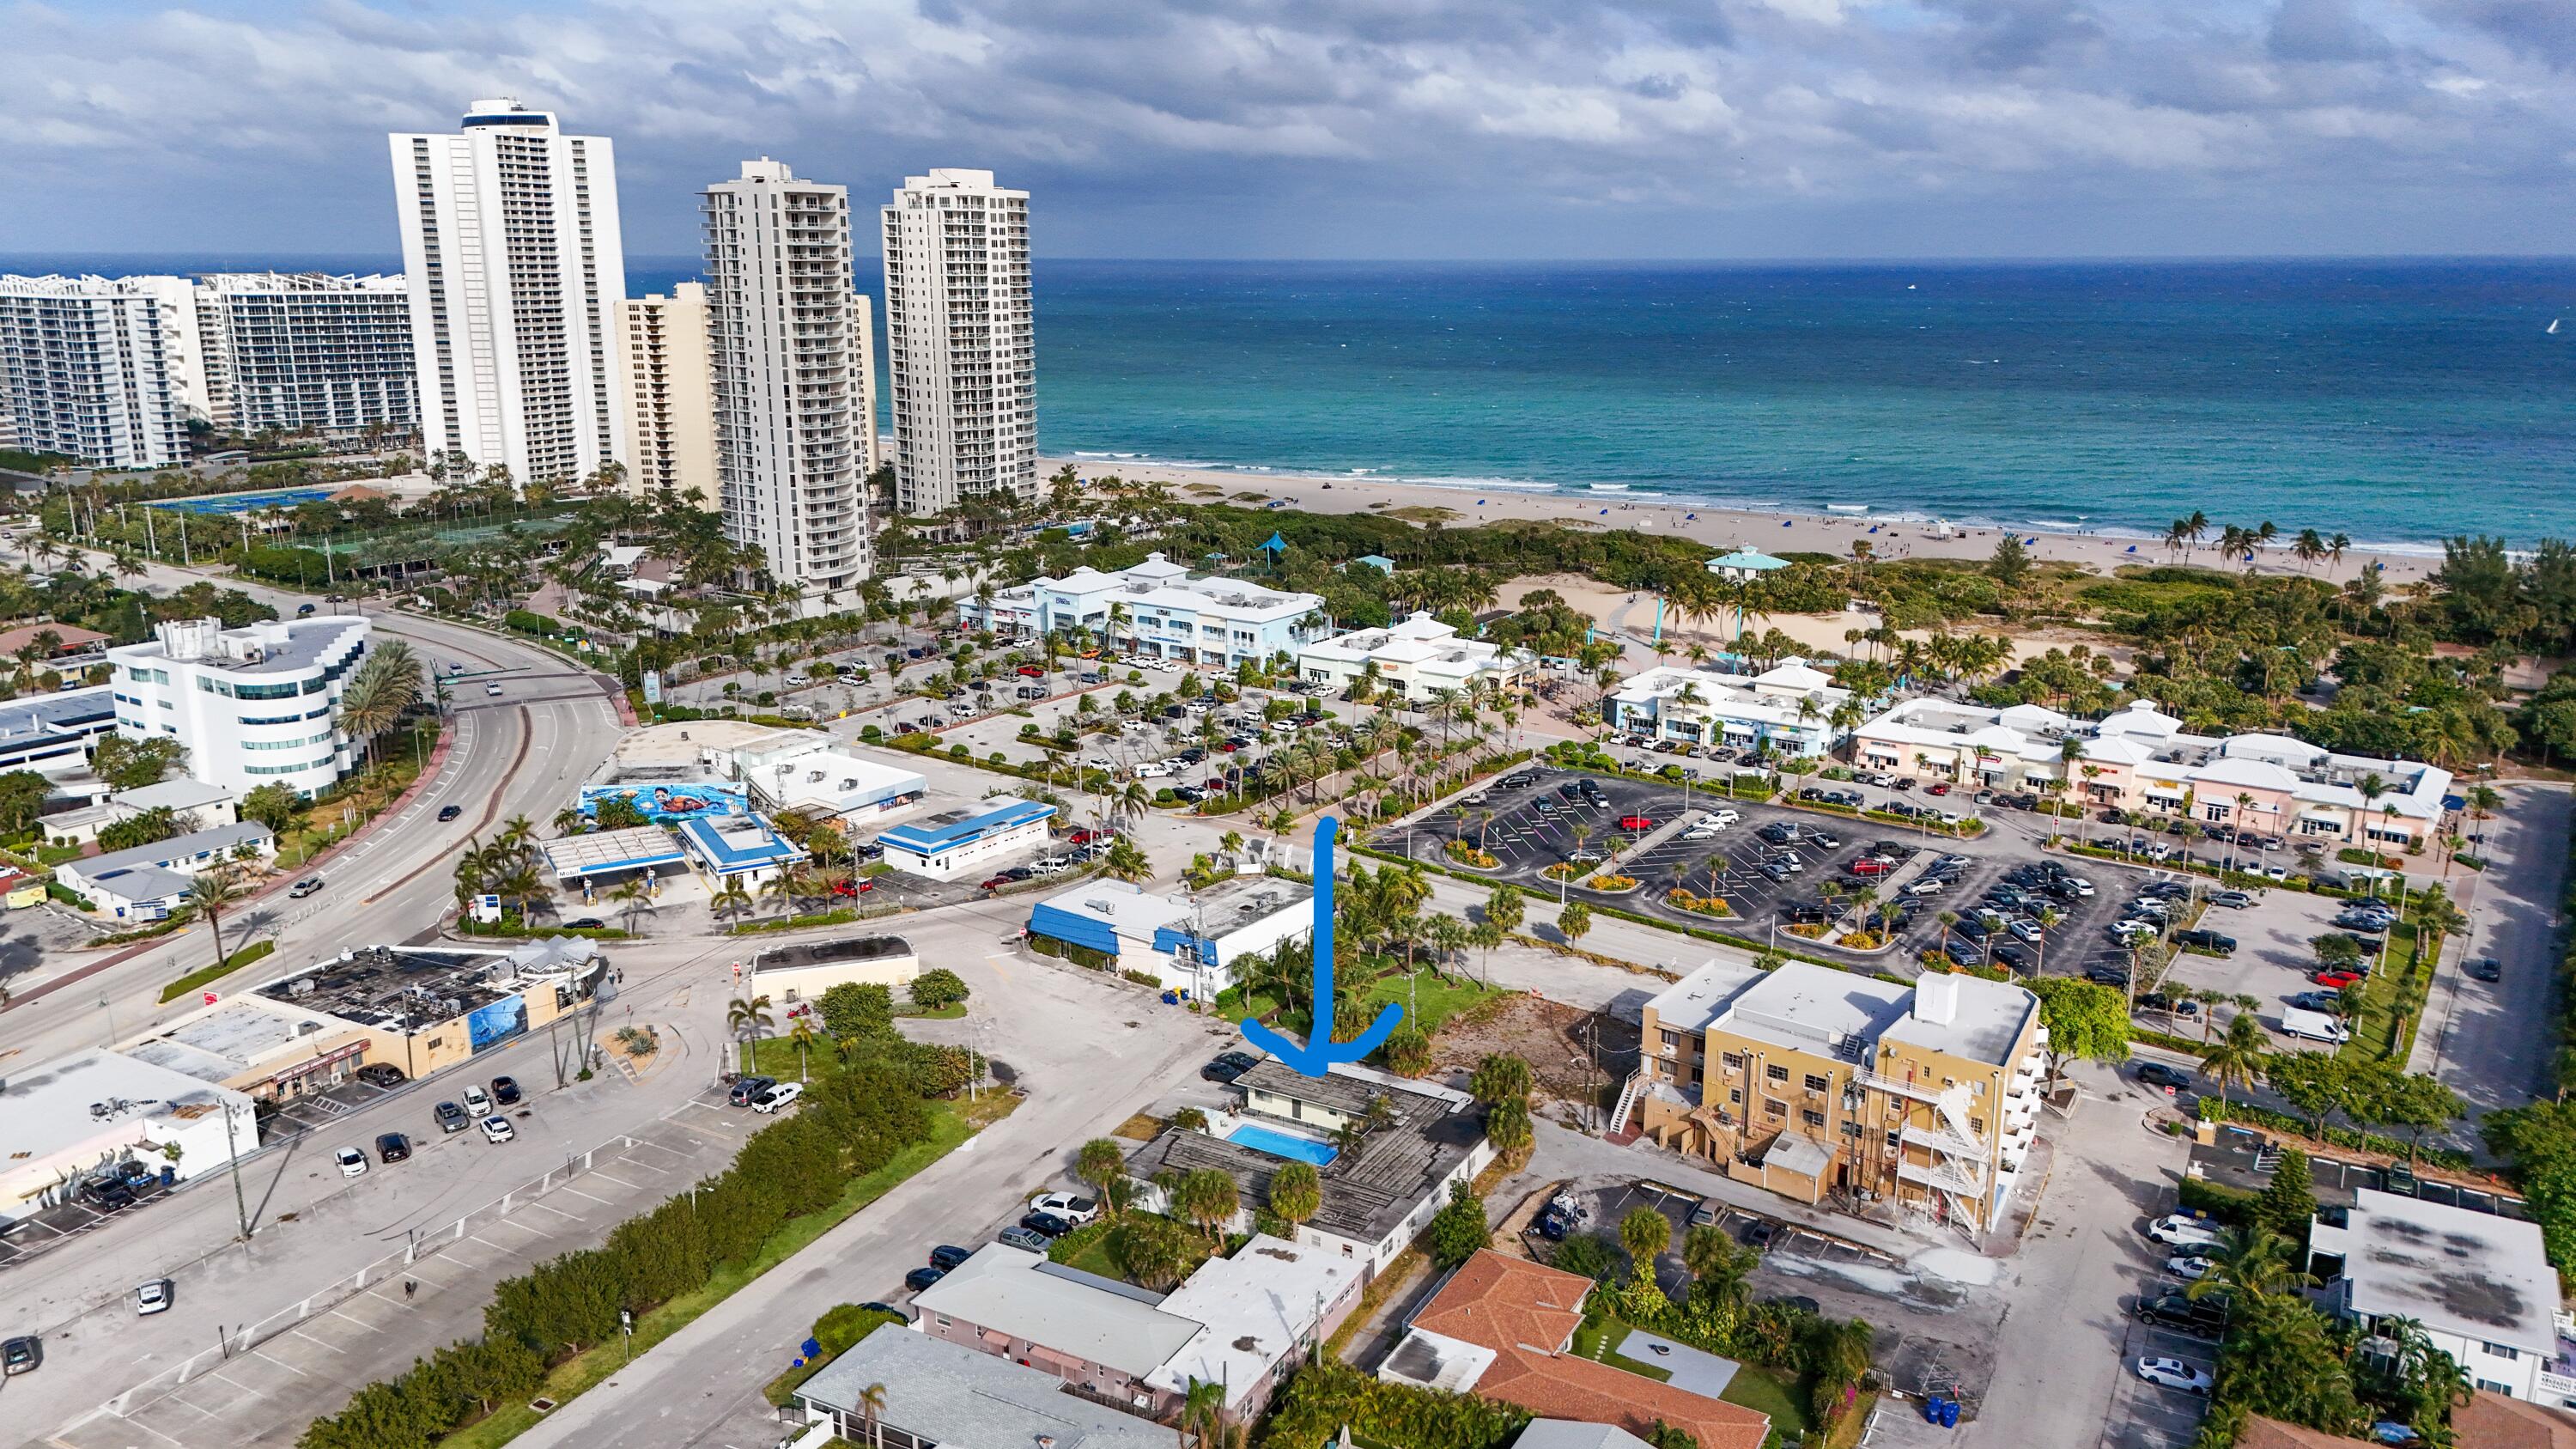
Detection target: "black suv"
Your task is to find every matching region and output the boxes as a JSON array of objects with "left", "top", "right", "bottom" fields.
[
  {"left": 2138, "top": 1062, "right": 2194, "bottom": 1092},
  {"left": 1781, "top": 904, "right": 1831, "bottom": 925},
  {"left": 2175, "top": 930, "right": 2238, "bottom": 955},
  {"left": 727, "top": 1075, "right": 777, "bottom": 1107},
  {"left": 929, "top": 1244, "right": 975, "bottom": 1270},
  {"left": 1201, "top": 1051, "right": 1258, "bottom": 1083},
  {"left": 2135, "top": 1292, "right": 2227, "bottom": 1336},
  {"left": 377, "top": 1132, "right": 413, "bottom": 1164}
]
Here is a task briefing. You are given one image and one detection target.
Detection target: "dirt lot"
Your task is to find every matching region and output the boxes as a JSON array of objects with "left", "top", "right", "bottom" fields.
[{"left": 1431, "top": 993, "right": 1638, "bottom": 1107}]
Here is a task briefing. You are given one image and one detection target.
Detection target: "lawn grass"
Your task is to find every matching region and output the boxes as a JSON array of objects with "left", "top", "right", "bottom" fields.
[
  {"left": 159, "top": 938, "right": 275, "bottom": 1002},
  {"left": 894, "top": 1002, "right": 969, "bottom": 1020},
  {"left": 1719, "top": 1363, "right": 1814, "bottom": 1438},
  {"left": 1223, "top": 964, "right": 1499, "bottom": 1043},
  {"left": 432, "top": 1093, "right": 1015, "bottom": 1449},
  {"left": 2343, "top": 921, "right": 2426, "bottom": 1062},
  {"left": 1049, "top": 1215, "right": 1219, "bottom": 1287}
]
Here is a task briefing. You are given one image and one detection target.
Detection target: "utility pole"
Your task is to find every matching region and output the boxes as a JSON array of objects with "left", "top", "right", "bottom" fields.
[{"left": 222, "top": 1099, "right": 253, "bottom": 1241}]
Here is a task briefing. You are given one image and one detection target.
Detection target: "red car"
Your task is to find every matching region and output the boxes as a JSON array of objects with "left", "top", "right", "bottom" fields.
[
  {"left": 1618, "top": 814, "right": 1656, "bottom": 831},
  {"left": 1016, "top": 664, "right": 1045, "bottom": 678},
  {"left": 829, "top": 877, "right": 873, "bottom": 898},
  {"left": 1066, "top": 827, "right": 1115, "bottom": 846},
  {"left": 2313, "top": 969, "right": 2363, "bottom": 990},
  {"left": 1927, "top": 782, "right": 1953, "bottom": 796},
  {"left": 981, "top": 875, "right": 1013, "bottom": 892},
  {"left": 1848, "top": 858, "right": 1893, "bottom": 876}
]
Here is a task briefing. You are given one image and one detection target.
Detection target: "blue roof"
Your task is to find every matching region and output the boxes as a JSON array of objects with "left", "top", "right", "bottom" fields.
[
  {"left": 677, "top": 814, "right": 805, "bottom": 872},
  {"left": 1709, "top": 549, "right": 1793, "bottom": 571},
  {"left": 878, "top": 798, "right": 1057, "bottom": 855}
]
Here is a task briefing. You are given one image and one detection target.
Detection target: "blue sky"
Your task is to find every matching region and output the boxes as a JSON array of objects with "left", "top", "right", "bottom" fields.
[{"left": 3, "top": 0, "right": 2572, "bottom": 259}]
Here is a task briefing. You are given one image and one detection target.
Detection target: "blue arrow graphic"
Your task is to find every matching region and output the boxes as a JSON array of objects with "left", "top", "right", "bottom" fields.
[{"left": 1240, "top": 817, "right": 1402, "bottom": 1076}]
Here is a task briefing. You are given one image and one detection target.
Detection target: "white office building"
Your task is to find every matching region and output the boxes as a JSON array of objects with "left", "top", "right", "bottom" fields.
[
  {"left": 191, "top": 273, "right": 417, "bottom": 441},
  {"left": 958, "top": 551, "right": 1328, "bottom": 667},
  {"left": 617, "top": 283, "right": 719, "bottom": 507},
  {"left": 1, "top": 1049, "right": 258, "bottom": 1225},
  {"left": 106, "top": 616, "right": 371, "bottom": 795},
  {"left": 389, "top": 97, "right": 629, "bottom": 488},
  {"left": 2311, "top": 1188, "right": 2576, "bottom": 1405},
  {"left": 881, "top": 168, "right": 1035, "bottom": 514},
  {"left": 1297, "top": 612, "right": 1535, "bottom": 703},
  {"left": 705, "top": 159, "right": 872, "bottom": 592},
  {"left": 0, "top": 275, "right": 191, "bottom": 468},
  {"left": 1607, "top": 660, "right": 1856, "bottom": 758}
]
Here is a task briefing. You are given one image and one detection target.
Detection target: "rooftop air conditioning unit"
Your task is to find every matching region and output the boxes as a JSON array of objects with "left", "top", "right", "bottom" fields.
[{"left": 289, "top": 977, "right": 316, "bottom": 995}]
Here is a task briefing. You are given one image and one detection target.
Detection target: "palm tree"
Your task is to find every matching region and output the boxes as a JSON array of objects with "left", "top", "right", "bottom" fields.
[
  {"left": 2187, "top": 1226, "right": 2314, "bottom": 1304},
  {"left": 726, "top": 993, "right": 774, "bottom": 1071},
  {"left": 2197, "top": 1013, "right": 2269, "bottom": 1107},
  {"left": 855, "top": 1381, "right": 887, "bottom": 1449},
  {"left": 711, "top": 876, "right": 755, "bottom": 922},
  {"left": 185, "top": 866, "right": 245, "bottom": 976},
  {"left": 335, "top": 640, "right": 425, "bottom": 771},
  {"left": 787, "top": 1015, "right": 819, "bottom": 1081}
]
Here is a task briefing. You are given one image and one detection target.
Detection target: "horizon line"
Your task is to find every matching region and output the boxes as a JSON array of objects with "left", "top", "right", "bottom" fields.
[{"left": 3, "top": 249, "right": 2573, "bottom": 269}]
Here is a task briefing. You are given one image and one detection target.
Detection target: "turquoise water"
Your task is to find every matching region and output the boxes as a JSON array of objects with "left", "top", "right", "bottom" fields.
[
  {"left": 24, "top": 253, "right": 2574, "bottom": 548},
  {"left": 1225, "top": 1121, "right": 1340, "bottom": 1166},
  {"left": 149, "top": 486, "right": 337, "bottom": 514}
]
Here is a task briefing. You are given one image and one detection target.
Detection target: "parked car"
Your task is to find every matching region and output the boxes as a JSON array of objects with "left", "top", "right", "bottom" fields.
[
  {"left": 2208, "top": 891, "right": 2254, "bottom": 909},
  {"left": 3, "top": 1336, "right": 39, "bottom": 1375},
  {"left": 356, "top": 1063, "right": 406, "bottom": 1088},
  {"left": 903, "top": 1266, "right": 946, "bottom": 1292},
  {"left": 2146, "top": 1214, "right": 2225, "bottom": 1251},
  {"left": 1617, "top": 813, "right": 1655, "bottom": 831},
  {"left": 1020, "top": 1209, "right": 1076, "bottom": 1237},
  {"left": 134, "top": 1279, "right": 173, "bottom": 1316},
  {"left": 434, "top": 1101, "right": 470, "bottom": 1134},
  {"left": 2134, "top": 1293, "right": 2227, "bottom": 1336},
  {"left": 998, "top": 1226, "right": 1052, "bottom": 1251},
  {"left": 335, "top": 1146, "right": 370, "bottom": 1178},
  {"left": 929, "top": 1245, "right": 975, "bottom": 1271},
  {"left": 377, "top": 1132, "right": 412, "bottom": 1164},
  {"left": 490, "top": 1076, "right": 522, "bottom": 1106},
  {"left": 462, "top": 1084, "right": 492, "bottom": 1116},
  {"left": 2164, "top": 1254, "right": 2215, "bottom": 1282},
  {"left": 479, "top": 1116, "right": 515, "bottom": 1144},
  {"left": 2135, "top": 1356, "right": 2215, "bottom": 1395},
  {"left": 2086, "top": 966, "right": 2132, "bottom": 988},
  {"left": 727, "top": 1075, "right": 777, "bottom": 1107},
  {"left": 1904, "top": 879, "right": 1945, "bottom": 896},
  {"left": 2313, "top": 969, "right": 2365, "bottom": 990},
  {"left": 2175, "top": 929, "right": 2238, "bottom": 955},
  {"left": 753, "top": 1081, "right": 804, "bottom": 1114},
  {"left": 2138, "top": 1062, "right": 2195, "bottom": 1092},
  {"left": 1031, "top": 1192, "right": 1100, "bottom": 1226}
]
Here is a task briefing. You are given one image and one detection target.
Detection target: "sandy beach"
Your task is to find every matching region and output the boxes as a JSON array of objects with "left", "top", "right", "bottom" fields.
[{"left": 1048, "top": 456, "right": 2440, "bottom": 586}]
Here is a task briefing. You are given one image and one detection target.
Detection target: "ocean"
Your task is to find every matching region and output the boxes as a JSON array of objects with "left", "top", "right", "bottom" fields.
[{"left": 15, "top": 253, "right": 2572, "bottom": 549}]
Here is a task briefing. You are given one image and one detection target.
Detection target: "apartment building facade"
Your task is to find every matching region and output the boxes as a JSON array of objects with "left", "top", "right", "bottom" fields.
[
  {"left": 1607, "top": 660, "right": 1858, "bottom": 758},
  {"left": 959, "top": 551, "right": 1327, "bottom": 667},
  {"left": 191, "top": 273, "right": 417, "bottom": 440},
  {"left": 616, "top": 283, "right": 719, "bottom": 505},
  {"left": 105, "top": 615, "right": 371, "bottom": 795},
  {"left": 1296, "top": 611, "right": 1536, "bottom": 703},
  {"left": 881, "top": 168, "right": 1035, "bottom": 514},
  {"left": 389, "top": 97, "right": 629, "bottom": 488},
  {"left": 1852, "top": 697, "right": 2451, "bottom": 848},
  {"left": 703, "top": 160, "right": 872, "bottom": 591},
  {"left": 0, "top": 275, "right": 191, "bottom": 468},
  {"left": 1618, "top": 960, "right": 2048, "bottom": 1239}
]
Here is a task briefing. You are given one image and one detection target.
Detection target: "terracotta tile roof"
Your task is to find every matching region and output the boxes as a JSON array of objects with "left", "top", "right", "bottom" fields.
[
  {"left": 2457, "top": 1391, "right": 2576, "bottom": 1449},
  {"left": 1410, "top": 1252, "right": 1771, "bottom": 1449},
  {"left": 0, "top": 622, "right": 109, "bottom": 655}
]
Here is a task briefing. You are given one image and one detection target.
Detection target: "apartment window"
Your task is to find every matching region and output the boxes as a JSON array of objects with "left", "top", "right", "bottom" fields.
[
  {"left": 1886, "top": 1129, "right": 1902, "bottom": 1147},
  {"left": 1728, "top": 1089, "right": 1741, "bottom": 1105},
  {"left": 1971, "top": 1116, "right": 1986, "bottom": 1133},
  {"left": 1842, "top": 1121, "right": 1863, "bottom": 1137},
  {"left": 1659, "top": 1029, "right": 1683, "bottom": 1056},
  {"left": 1802, "top": 1110, "right": 1826, "bottom": 1129},
  {"left": 1803, "top": 1073, "right": 1830, "bottom": 1093},
  {"left": 1765, "top": 1063, "right": 1789, "bottom": 1083},
  {"left": 1763, "top": 1097, "right": 1786, "bottom": 1119},
  {"left": 2482, "top": 1342, "right": 2520, "bottom": 1361}
]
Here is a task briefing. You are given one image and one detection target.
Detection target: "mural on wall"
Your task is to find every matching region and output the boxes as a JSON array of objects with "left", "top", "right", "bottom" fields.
[
  {"left": 465, "top": 994, "right": 528, "bottom": 1054},
  {"left": 577, "top": 782, "right": 749, "bottom": 825}
]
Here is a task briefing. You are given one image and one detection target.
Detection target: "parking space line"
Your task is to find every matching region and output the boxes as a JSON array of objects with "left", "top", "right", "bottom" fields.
[
  {"left": 207, "top": 1370, "right": 265, "bottom": 1399},
  {"left": 331, "top": 1306, "right": 388, "bottom": 1330},
  {"left": 251, "top": 1349, "right": 309, "bottom": 1377},
  {"left": 119, "top": 1414, "right": 189, "bottom": 1445},
  {"left": 562, "top": 1185, "right": 617, "bottom": 1205},
  {"left": 288, "top": 1327, "right": 346, "bottom": 1355},
  {"left": 468, "top": 1232, "right": 516, "bottom": 1251},
  {"left": 586, "top": 1169, "right": 644, "bottom": 1190},
  {"left": 525, "top": 1199, "right": 586, "bottom": 1222}
]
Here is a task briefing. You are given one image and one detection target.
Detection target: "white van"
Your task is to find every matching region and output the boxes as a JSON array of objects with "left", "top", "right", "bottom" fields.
[{"left": 2280, "top": 1007, "right": 2351, "bottom": 1045}]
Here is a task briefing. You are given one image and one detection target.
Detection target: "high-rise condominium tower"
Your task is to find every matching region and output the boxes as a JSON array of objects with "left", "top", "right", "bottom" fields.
[
  {"left": 191, "top": 273, "right": 417, "bottom": 441},
  {"left": 617, "top": 283, "right": 720, "bottom": 507},
  {"left": 881, "top": 168, "right": 1034, "bottom": 515},
  {"left": 703, "top": 159, "right": 872, "bottom": 591},
  {"left": 388, "top": 98, "right": 629, "bottom": 488},
  {"left": 0, "top": 275, "right": 190, "bottom": 468}
]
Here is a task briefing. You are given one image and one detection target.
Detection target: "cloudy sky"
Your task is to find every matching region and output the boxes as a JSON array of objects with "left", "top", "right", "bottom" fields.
[{"left": 6, "top": 0, "right": 2573, "bottom": 259}]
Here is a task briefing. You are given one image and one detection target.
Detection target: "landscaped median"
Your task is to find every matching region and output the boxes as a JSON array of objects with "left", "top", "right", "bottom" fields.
[{"left": 159, "top": 939, "right": 275, "bottom": 1003}]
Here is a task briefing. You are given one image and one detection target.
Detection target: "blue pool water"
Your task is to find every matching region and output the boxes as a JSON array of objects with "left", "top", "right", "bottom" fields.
[
  {"left": 1225, "top": 1122, "right": 1339, "bottom": 1166},
  {"left": 149, "top": 487, "right": 338, "bottom": 515}
]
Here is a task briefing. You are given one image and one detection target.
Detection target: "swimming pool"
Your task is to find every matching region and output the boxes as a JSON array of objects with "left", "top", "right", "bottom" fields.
[
  {"left": 148, "top": 487, "right": 338, "bottom": 515},
  {"left": 1224, "top": 1122, "right": 1339, "bottom": 1166}
]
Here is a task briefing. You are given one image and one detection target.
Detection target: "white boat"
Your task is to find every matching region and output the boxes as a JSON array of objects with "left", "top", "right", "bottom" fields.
[{"left": 2552, "top": 319, "right": 2563, "bottom": 335}]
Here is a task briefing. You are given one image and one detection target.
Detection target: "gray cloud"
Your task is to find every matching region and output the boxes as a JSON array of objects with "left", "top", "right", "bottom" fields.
[{"left": 0, "top": 0, "right": 2567, "bottom": 259}]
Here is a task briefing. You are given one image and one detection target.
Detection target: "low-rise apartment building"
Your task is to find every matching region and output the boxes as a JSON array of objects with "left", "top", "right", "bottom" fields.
[
  {"left": 959, "top": 551, "right": 1328, "bottom": 668},
  {"left": 1616, "top": 960, "right": 2047, "bottom": 1240},
  {"left": 1607, "top": 660, "right": 1856, "bottom": 758},
  {"left": 2309, "top": 1188, "right": 2576, "bottom": 1407},
  {"left": 1296, "top": 611, "right": 1535, "bottom": 703},
  {"left": 1852, "top": 697, "right": 2451, "bottom": 848}
]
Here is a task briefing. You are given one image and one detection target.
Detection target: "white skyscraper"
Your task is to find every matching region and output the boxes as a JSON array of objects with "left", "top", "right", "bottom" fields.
[
  {"left": 191, "top": 273, "right": 417, "bottom": 441},
  {"left": 0, "top": 275, "right": 191, "bottom": 469},
  {"left": 388, "top": 98, "right": 629, "bottom": 488},
  {"left": 881, "top": 168, "right": 1035, "bottom": 515},
  {"left": 703, "top": 160, "right": 871, "bottom": 592}
]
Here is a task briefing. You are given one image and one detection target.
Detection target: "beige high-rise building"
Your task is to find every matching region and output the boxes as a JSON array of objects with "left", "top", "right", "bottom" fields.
[
  {"left": 880, "top": 168, "right": 1034, "bottom": 515},
  {"left": 388, "top": 98, "right": 629, "bottom": 488},
  {"left": 704, "top": 160, "right": 871, "bottom": 593},
  {"left": 617, "top": 284, "right": 718, "bottom": 507}
]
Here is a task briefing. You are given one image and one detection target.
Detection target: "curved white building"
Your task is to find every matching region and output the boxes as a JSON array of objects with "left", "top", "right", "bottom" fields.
[{"left": 106, "top": 616, "right": 372, "bottom": 795}]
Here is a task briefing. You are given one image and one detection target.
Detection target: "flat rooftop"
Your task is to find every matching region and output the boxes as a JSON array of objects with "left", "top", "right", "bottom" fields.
[
  {"left": 2, "top": 1048, "right": 246, "bottom": 1166},
  {"left": 677, "top": 814, "right": 805, "bottom": 871},
  {"left": 118, "top": 616, "right": 362, "bottom": 675},
  {"left": 1145, "top": 1233, "right": 1360, "bottom": 1409},
  {"left": 0, "top": 686, "right": 115, "bottom": 745},
  {"left": 540, "top": 825, "right": 686, "bottom": 879},
  {"left": 2325, "top": 1187, "right": 2561, "bottom": 1352},
  {"left": 750, "top": 934, "right": 914, "bottom": 973},
  {"left": 1716, "top": 962, "right": 1909, "bottom": 1062},
  {"left": 256, "top": 940, "right": 603, "bottom": 1035},
  {"left": 878, "top": 796, "right": 1054, "bottom": 854},
  {"left": 1194, "top": 873, "right": 1313, "bottom": 930},
  {"left": 1643, "top": 954, "right": 1772, "bottom": 1035},
  {"left": 910, "top": 1245, "right": 1203, "bottom": 1379},
  {"left": 1884, "top": 972, "right": 2038, "bottom": 1068},
  {"left": 124, "top": 997, "right": 336, "bottom": 1080},
  {"left": 795, "top": 1328, "right": 1166, "bottom": 1449}
]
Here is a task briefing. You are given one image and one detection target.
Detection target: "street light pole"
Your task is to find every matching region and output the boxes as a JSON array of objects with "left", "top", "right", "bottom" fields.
[{"left": 222, "top": 1099, "right": 253, "bottom": 1241}]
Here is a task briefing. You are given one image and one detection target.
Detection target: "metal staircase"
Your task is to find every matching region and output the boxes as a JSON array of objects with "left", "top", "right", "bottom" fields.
[{"left": 1607, "top": 1071, "right": 1645, "bottom": 1136}]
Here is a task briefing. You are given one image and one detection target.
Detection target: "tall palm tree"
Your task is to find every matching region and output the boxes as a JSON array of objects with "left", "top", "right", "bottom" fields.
[
  {"left": 726, "top": 993, "right": 774, "bottom": 1071},
  {"left": 2197, "top": 1013, "right": 2269, "bottom": 1107},
  {"left": 185, "top": 866, "right": 244, "bottom": 976},
  {"left": 787, "top": 1015, "right": 819, "bottom": 1082},
  {"left": 856, "top": 1381, "right": 887, "bottom": 1449}
]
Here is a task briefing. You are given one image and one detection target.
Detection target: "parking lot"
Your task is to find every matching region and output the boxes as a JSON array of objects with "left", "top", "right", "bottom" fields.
[{"left": 48, "top": 1089, "right": 758, "bottom": 1449}]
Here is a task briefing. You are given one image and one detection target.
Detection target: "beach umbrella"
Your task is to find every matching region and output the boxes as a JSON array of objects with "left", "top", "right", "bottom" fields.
[
  {"left": 2024, "top": 536, "right": 2038, "bottom": 545},
  {"left": 1782, "top": 520, "right": 1792, "bottom": 527},
  {"left": 1478, "top": 498, "right": 1487, "bottom": 505},
  {"left": 1601, "top": 508, "right": 1609, "bottom": 515},
  {"left": 2126, "top": 545, "right": 2138, "bottom": 553}
]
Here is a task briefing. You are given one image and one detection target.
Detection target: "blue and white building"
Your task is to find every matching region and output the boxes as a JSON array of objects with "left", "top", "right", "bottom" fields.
[
  {"left": 1606, "top": 661, "right": 1855, "bottom": 758},
  {"left": 106, "top": 616, "right": 372, "bottom": 795},
  {"left": 1025, "top": 875, "right": 1314, "bottom": 995},
  {"left": 0, "top": 686, "right": 118, "bottom": 780},
  {"left": 676, "top": 813, "right": 806, "bottom": 890},
  {"left": 876, "top": 796, "right": 1056, "bottom": 880},
  {"left": 957, "top": 552, "right": 1327, "bottom": 668}
]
